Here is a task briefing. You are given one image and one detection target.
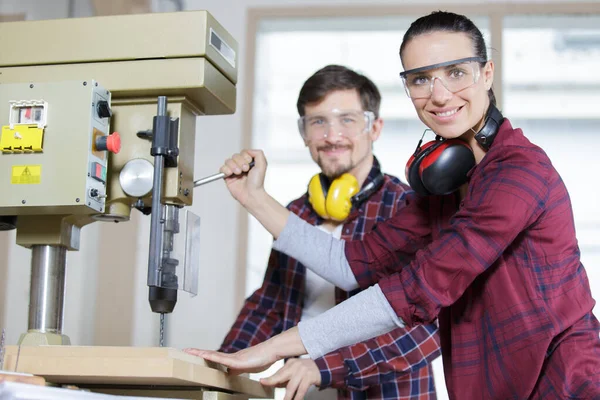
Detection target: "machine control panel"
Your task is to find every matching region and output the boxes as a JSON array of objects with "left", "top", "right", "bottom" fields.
[{"left": 0, "top": 80, "right": 114, "bottom": 216}]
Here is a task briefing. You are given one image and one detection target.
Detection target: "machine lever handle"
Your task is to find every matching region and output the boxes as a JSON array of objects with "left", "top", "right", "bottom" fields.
[{"left": 193, "top": 160, "right": 255, "bottom": 187}]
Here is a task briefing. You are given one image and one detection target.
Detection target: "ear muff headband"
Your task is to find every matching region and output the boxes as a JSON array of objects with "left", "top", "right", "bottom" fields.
[
  {"left": 474, "top": 103, "right": 504, "bottom": 150},
  {"left": 350, "top": 173, "right": 385, "bottom": 207}
]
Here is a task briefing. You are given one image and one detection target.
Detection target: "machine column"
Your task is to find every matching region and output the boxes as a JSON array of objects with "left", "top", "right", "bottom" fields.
[{"left": 27, "top": 245, "right": 67, "bottom": 336}]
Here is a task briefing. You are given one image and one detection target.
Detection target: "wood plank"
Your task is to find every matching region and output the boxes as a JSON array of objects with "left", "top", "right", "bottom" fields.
[{"left": 2, "top": 346, "right": 272, "bottom": 399}]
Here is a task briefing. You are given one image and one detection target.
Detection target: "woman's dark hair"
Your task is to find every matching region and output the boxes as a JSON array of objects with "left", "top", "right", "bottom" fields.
[
  {"left": 399, "top": 11, "right": 496, "bottom": 105},
  {"left": 296, "top": 65, "right": 382, "bottom": 118}
]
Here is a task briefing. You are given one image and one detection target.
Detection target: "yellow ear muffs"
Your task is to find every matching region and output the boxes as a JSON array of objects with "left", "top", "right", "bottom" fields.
[
  {"left": 308, "top": 174, "right": 328, "bottom": 218},
  {"left": 308, "top": 173, "right": 360, "bottom": 221},
  {"left": 325, "top": 173, "right": 359, "bottom": 221}
]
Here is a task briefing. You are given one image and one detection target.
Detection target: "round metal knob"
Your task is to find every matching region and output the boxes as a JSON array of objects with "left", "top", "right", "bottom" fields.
[{"left": 119, "top": 159, "right": 154, "bottom": 198}]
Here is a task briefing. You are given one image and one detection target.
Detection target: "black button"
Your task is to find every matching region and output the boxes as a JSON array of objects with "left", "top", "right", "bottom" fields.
[{"left": 97, "top": 100, "right": 112, "bottom": 118}]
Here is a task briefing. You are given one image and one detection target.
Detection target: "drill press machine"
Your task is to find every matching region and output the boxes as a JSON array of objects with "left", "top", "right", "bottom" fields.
[{"left": 0, "top": 10, "right": 237, "bottom": 346}]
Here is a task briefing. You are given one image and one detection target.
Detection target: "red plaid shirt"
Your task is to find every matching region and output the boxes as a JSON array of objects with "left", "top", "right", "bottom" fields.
[
  {"left": 346, "top": 120, "right": 600, "bottom": 399},
  {"left": 220, "top": 158, "right": 441, "bottom": 399}
]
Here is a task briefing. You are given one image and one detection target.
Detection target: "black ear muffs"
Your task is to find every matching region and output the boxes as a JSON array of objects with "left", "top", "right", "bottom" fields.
[
  {"left": 308, "top": 172, "right": 385, "bottom": 221},
  {"left": 405, "top": 104, "right": 504, "bottom": 196}
]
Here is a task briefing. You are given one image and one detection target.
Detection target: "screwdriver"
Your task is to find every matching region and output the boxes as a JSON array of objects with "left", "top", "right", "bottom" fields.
[{"left": 193, "top": 160, "right": 255, "bottom": 187}]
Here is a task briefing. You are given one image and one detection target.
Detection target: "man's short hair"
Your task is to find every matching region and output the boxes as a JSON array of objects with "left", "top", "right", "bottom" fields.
[{"left": 296, "top": 65, "right": 382, "bottom": 118}]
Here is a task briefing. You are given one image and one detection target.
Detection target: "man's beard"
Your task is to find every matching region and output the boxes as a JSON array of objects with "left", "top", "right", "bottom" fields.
[{"left": 317, "top": 144, "right": 353, "bottom": 179}]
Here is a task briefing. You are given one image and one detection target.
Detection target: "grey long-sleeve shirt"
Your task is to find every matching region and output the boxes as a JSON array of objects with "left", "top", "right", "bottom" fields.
[{"left": 272, "top": 212, "right": 405, "bottom": 359}]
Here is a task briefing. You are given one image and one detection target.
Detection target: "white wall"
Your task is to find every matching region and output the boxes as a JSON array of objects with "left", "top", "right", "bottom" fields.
[{"left": 0, "top": 0, "right": 597, "bottom": 367}]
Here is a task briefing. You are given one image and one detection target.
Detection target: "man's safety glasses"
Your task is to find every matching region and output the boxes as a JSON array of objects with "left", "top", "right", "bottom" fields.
[{"left": 298, "top": 109, "right": 375, "bottom": 141}]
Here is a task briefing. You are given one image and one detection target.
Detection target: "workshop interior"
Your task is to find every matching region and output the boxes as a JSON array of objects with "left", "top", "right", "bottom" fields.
[{"left": 0, "top": 0, "right": 599, "bottom": 399}]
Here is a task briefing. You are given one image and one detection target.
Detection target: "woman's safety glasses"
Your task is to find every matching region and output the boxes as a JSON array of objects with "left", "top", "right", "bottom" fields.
[
  {"left": 399, "top": 57, "right": 487, "bottom": 99},
  {"left": 298, "top": 109, "right": 375, "bottom": 141}
]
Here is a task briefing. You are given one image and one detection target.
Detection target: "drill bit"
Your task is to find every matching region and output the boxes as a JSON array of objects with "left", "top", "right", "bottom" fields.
[
  {"left": 0, "top": 328, "right": 5, "bottom": 370},
  {"left": 159, "top": 313, "right": 165, "bottom": 347}
]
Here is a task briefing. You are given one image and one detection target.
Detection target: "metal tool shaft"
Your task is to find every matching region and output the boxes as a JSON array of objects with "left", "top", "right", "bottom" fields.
[
  {"left": 193, "top": 160, "right": 254, "bottom": 187},
  {"left": 28, "top": 245, "right": 67, "bottom": 333},
  {"left": 193, "top": 172, "right": 225, "bottom": 187}
]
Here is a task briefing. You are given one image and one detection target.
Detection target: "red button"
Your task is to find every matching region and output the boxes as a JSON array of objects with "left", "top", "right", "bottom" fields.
[{"left": 106, "top": 132, "right": 121, "bottom": 154}]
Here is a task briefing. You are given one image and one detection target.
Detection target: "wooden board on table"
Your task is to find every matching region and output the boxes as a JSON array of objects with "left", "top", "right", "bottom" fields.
[
  {"left": 0, "top": 371, "right": 46, "bottom": 386},
  {"left": 2, "top": 346, "right": 272, "bottom": 399}
]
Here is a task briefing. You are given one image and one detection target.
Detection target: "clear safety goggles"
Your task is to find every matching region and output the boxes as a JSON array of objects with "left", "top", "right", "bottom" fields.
[
  {"left": 399, "top": 57, "right": 486, "bottom": 99},
  {"left": 298, "top": 109, "right": 375, "bottom": 141}
]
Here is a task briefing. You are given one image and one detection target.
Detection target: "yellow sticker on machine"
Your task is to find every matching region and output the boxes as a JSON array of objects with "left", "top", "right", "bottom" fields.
[{"left": 11, "top": 165, "right": 41, "bottom": 184}]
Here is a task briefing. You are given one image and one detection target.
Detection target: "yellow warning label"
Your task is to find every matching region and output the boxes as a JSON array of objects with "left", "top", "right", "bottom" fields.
[{"left": 11, "top": 165, "right": 41, "bottom": 184}]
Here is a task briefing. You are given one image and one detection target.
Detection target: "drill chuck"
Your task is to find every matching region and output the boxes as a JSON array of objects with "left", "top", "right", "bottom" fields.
[{"left": 149, "top": 286, "right": 177, "bottom": 314}]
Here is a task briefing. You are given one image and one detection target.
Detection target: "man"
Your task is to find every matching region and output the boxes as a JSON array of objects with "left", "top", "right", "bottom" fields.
[{"left": 219, "top": 65, "right": 441, "bottom": 399}]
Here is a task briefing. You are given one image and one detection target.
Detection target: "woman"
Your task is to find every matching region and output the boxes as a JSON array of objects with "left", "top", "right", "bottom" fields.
[{"left": 185, "top": 11, "right": 600, "bottom": 400}]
